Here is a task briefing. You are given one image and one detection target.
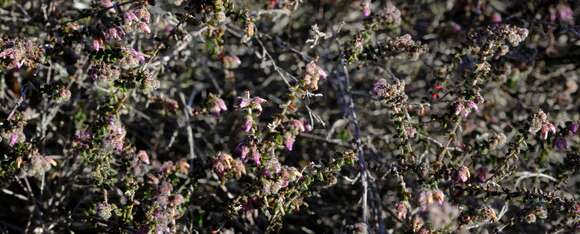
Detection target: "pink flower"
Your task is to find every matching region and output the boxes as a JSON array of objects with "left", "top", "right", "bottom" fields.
[
  {"left": 0, "top": 48, "right": 15, "bottom": 59},
  {"left": 456, "top": 165, "right": 471, "bottom": 183},
  {"left": 540, "top": 122, "right": 556, "bottom": 140},
  {"left": 138, "top": 22, "right": 151, "bottom": 34},
  {"left": 208, "top": 94, "right": 227, "bottom": 115},
  {"left": 236, "top": 92, "right": 267, "bottom": 112},
  {"left": 9, "top": 133, "right": 19, "bottom": 147},
  {"left": 395, "top": 202, "right": 407, "bottom": 220},
  {"left": 467, "top": 100, "right": 479, "bottom": 113},
  {"left": 251, "top": 97, "right": 267, "bottom": 112},
  {"left": 137, "top": 150, "right": 150, "bottom": 164},
  {"left": 251, "top": 145, "right": 261, "bottom": 165},
  {"left": 238, "top": 98, "right": 251, "bottom": 109},
  {"left": 100, "top": 0, "right": 114, "bottom": 8},
  {"left": 92, "top": 38, "right": 104, "bottom": 51},
  {"left": 242, "top": 116, "right": 253, "bottom": 132},
  {"left": 124, "top": 11, "right": 138, "bottom": 23},
  {"left": 236, "top": 143, "right": 250, "bottom": 160},
  {"left": 491, "top": 12, "right": 502, "bottom": 23},
  {"left": 263, "top": 159, "right": 281, "bottom": 177},
  {"left": 362, "top": 0, "right": 371, "bottom": 17},
  {"left": 105, "top": 27, "right": 124, "bottom": 40},
  {"left": 557, "top": 3, "right": 574, "bottom": 22},
  {"left": 455, "top": 100, "right": 479, "bottom": 117},
  {"left": 289, "top": 119, "right": 306, "bottom": 132},
  {"left": 129, "top": 48, "right": 146, "bottom": 63},
  {"left": 284, "top": 132, "right": 295, "bottom": 151}
]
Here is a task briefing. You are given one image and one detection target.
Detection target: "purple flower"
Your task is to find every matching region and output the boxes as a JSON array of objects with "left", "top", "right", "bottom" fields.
[
  {"left": 554, "top": 137, "right": 568, "bottom": 151},
  {"left": 569, "top": 122, "right": 578, "bottom": 135},
  {"left": 235, "top": 143, "right": 249, "bottom": 160},
  {"left": 557, "top": 3, "right": 574, "bottom": 22}
]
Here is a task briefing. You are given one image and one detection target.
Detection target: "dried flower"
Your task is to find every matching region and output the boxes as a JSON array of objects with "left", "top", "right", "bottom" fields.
[
  {"left": 303, "top": 61, "right": 327, "bottom": 91},
  {"left": 432, "top": 190, "right": 445, "bottom": 205},
  {"left": 208, "top": 94, "right": 228, "bottom": 116}
]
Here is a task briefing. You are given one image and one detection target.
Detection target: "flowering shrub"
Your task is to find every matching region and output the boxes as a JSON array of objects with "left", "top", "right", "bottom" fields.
[{"left": 0, "top": 0, "right": 579, "bottom": 233}]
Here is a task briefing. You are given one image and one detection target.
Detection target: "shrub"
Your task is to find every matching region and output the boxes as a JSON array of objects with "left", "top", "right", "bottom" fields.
[{"left": 0, "top": 0, "right": 578, "bottom": 233}]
